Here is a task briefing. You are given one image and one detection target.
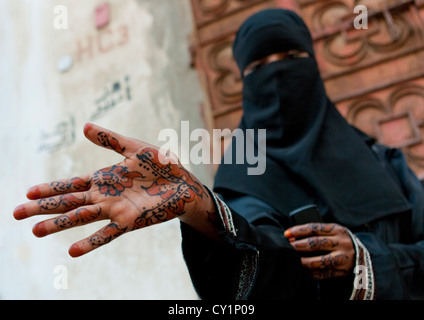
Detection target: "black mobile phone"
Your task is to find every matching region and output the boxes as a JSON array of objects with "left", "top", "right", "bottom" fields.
[
  {"left": 289, "top": 204, "right": 325, "bottom": 257},
  {"left": 289, "top": 204, "right": 323, "bottom": 226}
]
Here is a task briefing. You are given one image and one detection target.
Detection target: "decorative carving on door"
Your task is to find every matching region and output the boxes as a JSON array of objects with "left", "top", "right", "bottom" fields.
[
  {"left": 321, "top": 11, "right": 412, "bottom": 67},
  {"left": 206, "top": 38, "right": 242, "bottom": 113},
  {"left": 344, "top": 80, "right": 424, "bottom": 178}
]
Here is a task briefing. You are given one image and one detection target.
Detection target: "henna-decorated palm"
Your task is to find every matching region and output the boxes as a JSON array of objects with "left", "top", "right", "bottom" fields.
[{"left": 13, "top": 123, "right": 211, "bottom": 257}]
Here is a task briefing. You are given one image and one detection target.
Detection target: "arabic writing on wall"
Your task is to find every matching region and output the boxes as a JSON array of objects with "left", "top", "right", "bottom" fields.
[{"left": 38, "top": 75, "right": 131, "bottom": 153}]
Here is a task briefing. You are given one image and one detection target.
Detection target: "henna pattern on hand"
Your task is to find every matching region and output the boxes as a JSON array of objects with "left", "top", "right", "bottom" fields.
[
  {"left": 89, "top": 223, "right": 127, "bottom": 247},
  {"left": 93, "top": 165, "right": 143, "bottom": 197},
  {"left": 50, "top": 177, "right": 90, "bottom": 194},
  {"left": 97, "top": 132, "right": 126, "bottom": 154},
  {"left": 307, "top": 237, "right": 338, "bottom": 250},
  {"left": 299, "top": 223, "right": 337, "bottom": 235},
  {"left": 21, "top": 128, "right": 215, "bottom": 257},
  {"left": 309, "top": 254, "right": 350, "bottom": 279},
  {"left": 55, "top": 207, "right": 102, "bottom": 229},
  {"left": 38, "top": 194, "right": 87, "bottom": 211},
  {"left": 134, "top": 148, "right": 207, "bottom": 228}
]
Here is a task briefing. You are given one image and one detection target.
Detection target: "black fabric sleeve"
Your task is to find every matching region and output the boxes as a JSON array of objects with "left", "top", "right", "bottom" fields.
[
  {"left": 180, "top": 201, "right": 313, "bottom": 300},
  {"left": 354, "top": 144, "right": 424, "bottom": 299},
  {"left": 354, "top": 232, "right": 424, "bottom": 299}
]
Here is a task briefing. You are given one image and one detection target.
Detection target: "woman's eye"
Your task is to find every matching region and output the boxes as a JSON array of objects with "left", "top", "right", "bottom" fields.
[
  {"left": 251, "top": 63, "right": 264, "bottom": 71},
  {"left": 245, "top": 62, "right": 264, "bottom": 75},
  {"left": 244, "top": 51, "right": 309, "bottom": 76},
  {"left": 288, "top": 51, "right": 309, "bottom": 59},
  {"left": 288, "top": 51, "right": 300, "bottom": 59}
]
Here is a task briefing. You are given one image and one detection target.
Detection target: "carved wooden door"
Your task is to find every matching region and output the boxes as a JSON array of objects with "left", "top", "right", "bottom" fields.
[{"left": 189, "top": 0, "right": 424, "bottom": 179}]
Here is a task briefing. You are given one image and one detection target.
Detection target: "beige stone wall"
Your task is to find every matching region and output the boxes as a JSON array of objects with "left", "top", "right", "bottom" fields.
[{"left": 0, "top": 0, "right": 211, "bottom": 299}]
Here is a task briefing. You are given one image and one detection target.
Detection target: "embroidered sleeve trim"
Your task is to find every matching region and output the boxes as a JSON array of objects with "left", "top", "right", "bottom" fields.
[
  {"left": 204, "top": 185, "right": 237, "bottom": 237},
  {"left": 348, "top": 230, "right": 375, "bottom": 300},
  {"left": 204, "top": 186, "right": 259, "bottom": 299}
]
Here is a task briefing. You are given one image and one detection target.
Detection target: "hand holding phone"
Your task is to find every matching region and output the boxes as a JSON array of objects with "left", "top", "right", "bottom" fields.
[
  {"left": 289, "top": 204, "right": 323, "bottom": 226},
  {"left": 287, "top": 204, "right": 326, "bottom": 257}
]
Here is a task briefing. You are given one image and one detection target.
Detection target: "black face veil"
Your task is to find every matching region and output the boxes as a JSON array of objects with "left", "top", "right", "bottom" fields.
[{"left": 214, "top": 9, "right": 411, "bottom": 227}]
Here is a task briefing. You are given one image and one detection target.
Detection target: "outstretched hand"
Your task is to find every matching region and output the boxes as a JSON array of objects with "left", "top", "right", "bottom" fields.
[{"left": 13, "top": 123, "right": 213, "bottom": 257}]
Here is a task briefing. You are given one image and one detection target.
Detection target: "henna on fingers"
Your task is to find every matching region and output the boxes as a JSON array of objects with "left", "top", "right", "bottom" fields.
[
  {"left": 97, "top": 132, "right": 126, "bottom": 154},
  {"left": 38, "top": 193, "right": 87, "bottom": 212},
  {"left": 89, "top": 223, "right": 127, "bottom": 247},
  {"left": 285, "top": 223, "right": 355, "bottom": 279},
  {"left": 26, "top": 176, "right": 91, "bottom": 200},
  {"left": 32, "top": 205, "right": 103, "bottom": 238},
  {"left": 304, "top": 253, "right": 350, "bottom": 279},
  {"left": 55, "top": 206, "right": 103, "bottom": 229},
  {"left": 49, "top": 177, "right": 91, "bottom": 194},
  {"left": 69, "top": 222, "right": 128, "bottom": 257}
]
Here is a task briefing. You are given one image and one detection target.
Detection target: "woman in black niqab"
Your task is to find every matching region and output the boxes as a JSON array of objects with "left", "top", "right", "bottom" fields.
[{"left": 214, "top": 8, "right": 411, "bottom": 228}]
